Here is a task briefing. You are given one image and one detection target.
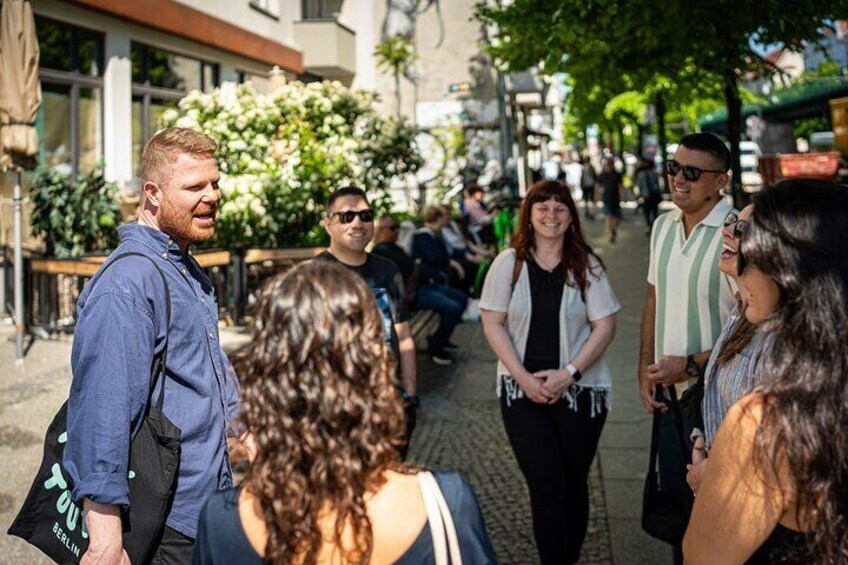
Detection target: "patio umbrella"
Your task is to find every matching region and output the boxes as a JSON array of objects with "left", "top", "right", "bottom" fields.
[{"left": 0, "top": 0, "right": 41, "bottom": 362}]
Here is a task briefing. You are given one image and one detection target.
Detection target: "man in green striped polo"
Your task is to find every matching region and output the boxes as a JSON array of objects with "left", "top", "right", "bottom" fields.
[{"left": 638, "top": 132, "right": 737, "bottom": 563}]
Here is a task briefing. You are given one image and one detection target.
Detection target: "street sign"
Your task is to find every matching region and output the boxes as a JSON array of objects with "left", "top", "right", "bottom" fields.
[{"left": 448, "top": 82, "right": 471, "bottom": 94}]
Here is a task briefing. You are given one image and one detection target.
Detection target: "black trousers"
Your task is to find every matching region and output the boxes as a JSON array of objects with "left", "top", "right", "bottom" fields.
[
  {"left": 150, "top": 526, "right": 194, "bottom": 564},
  {"left": 501, "top": 392, "right": 607, "bottom": 565}
]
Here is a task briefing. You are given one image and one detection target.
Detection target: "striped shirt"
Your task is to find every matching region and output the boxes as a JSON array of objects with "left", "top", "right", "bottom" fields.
[
  {"left": 702, "top": 303, "right": 773, "bottom": 449},
  {"left": 647, "top": 201, "right": 737, "bottom": 390}
]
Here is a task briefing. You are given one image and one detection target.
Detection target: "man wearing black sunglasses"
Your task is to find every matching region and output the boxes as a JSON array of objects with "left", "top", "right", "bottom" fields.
[
  {"left": 638, "top": 133, "right": 738, "bottom": 564},
  {"left": 317, "top": 187, "right": 418, "bottom": 456}
]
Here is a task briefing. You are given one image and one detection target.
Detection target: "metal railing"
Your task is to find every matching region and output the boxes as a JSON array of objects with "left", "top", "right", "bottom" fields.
[{"left": 3, "top": 246, "right": 324, "bottom": 337}]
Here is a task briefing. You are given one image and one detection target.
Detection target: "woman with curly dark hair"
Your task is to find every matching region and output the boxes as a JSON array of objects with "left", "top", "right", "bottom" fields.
[
  {"left": 192, "top": 261, "right": 495, "bottom": 564},
  {"left": 479, "top": 180, "right": 620, "bottom": 564},
  {"left": 684, "top": 179, "right": 848, "bottom": 564}
]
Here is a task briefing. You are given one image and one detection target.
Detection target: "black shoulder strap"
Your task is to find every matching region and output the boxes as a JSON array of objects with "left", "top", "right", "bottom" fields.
[{"left": 93, "top": 252, "right": 171, "bottom": 411}]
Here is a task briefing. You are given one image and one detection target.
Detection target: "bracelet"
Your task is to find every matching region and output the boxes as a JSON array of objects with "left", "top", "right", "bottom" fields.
[{"left": 566, "top": 363, "right": 583, "bottom": 382}]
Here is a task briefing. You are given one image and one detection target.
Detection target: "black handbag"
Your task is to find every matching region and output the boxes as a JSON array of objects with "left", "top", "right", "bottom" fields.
[
  {"left": 641, "top": 385, "right": 694, "bottom": 545},
  {"left": 8, "top": 252, "right": 181, "bottom": 564}
]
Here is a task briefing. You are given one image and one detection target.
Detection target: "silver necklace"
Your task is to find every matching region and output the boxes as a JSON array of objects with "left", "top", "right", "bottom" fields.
[{"left": 532, "top": 251, "right": 561, "bottom": 272}]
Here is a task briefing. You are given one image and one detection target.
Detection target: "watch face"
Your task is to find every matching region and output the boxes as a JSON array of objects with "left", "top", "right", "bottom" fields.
[{"left": 686, "top": 361, "right": 699, "bottom": 377}]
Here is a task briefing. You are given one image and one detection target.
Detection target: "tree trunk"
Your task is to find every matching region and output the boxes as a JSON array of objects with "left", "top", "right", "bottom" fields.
[
  {"left": 637, "top": 122, "right": 645, "bottom": 156},
  {"left": 656, "top": 93, "right": 668, "bottom": 192},
  {"left": 395, "top": 71, "right": 402, "bottom": 118},
  {"left": 724, "top": 70, "right": 743, "bottom": 209}
]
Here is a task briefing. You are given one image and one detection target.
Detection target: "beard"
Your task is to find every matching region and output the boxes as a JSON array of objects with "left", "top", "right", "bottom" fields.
[{"left": 158, "top": 198, "right": 218, "bottom": 246}]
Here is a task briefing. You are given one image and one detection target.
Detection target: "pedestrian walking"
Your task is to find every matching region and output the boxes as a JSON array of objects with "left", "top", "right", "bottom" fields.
[
  {"left": 684, "top": 179, "right": 848, "bottom": 563},
  {"left": 193, "top": 262, "right": 497, "bottom": 564},
  {"left": 638, "top": 132, "right": 736, "bottom": 563},
  {"left": 578, "top": 156, "right": 597, "bottom": 220},
  {"left": 480, "top": 180, "right": 620, "bottom": 564},
  {"left": 635, "top": 157, "right": 662, "bottom": 233},
  {"left": 316, "top": 186, "right": 418, "bottom": 456},
  {"left": 685, "top": 204, "right": 773, "bottom": 495},
  {"left": 65, "top": 127, "right": 240, "bottom": 564},
  {"left": 598, "top": 158, "right": 623, "bottom": 242}
]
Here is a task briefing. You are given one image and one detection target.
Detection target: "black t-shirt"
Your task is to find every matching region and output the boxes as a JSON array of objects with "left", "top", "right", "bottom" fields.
[
  {"left": 315, "top": 251, "right": 410, "bottom": 358},
  {"left": 523, "top": 259, "right": 565, "bottom": 374},
  {"left": 192, "top": 471, "right": 498, "bottom": 564},
  {"left": 598, "top": 170, "right": 622, "bottom": 205}
]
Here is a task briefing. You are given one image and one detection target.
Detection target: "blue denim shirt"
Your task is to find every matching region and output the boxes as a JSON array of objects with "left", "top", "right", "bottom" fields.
[{"left": 64, "top": 224, "right": 240, "bottom": 539}]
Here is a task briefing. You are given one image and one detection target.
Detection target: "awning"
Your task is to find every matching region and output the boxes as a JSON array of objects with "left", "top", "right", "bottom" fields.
[{"left": 698, "top": 76, "right": 848, "bottom": 133}]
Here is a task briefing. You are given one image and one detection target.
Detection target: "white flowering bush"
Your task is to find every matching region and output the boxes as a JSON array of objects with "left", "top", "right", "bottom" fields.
[{"left": 160, "top": 81, "right": 421, "bottom": 247}]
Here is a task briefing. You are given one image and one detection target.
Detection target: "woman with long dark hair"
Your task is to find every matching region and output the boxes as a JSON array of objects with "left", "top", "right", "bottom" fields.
[
  {"left": 193, "top": 261, "right": 496, "bottom": 564},
  {"left": 479, "top": 180, "right": 620, "bottom": 564},
  {"left": 684, "top": 179, "right": 848, "bottom": 563}
]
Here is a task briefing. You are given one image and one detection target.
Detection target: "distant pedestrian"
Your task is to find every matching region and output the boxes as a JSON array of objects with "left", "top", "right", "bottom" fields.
[
  {"left": 65, "top": 127, "right": 240, "bottom": 564},
  {"left": 480, "top": 180, "right": 619, "bottom": 564},
  {"left": 578, "top": 156, "right": 597, "bottom": 220},
  {"left": 598, "top": 158, "right": 623, "bottom": 243},
  {"left": 316, "top": 187, "right": 418, "bottom": 456},
  {"left": 684, "top": 180, "right": 848, "bottom": 563},
  {"left": 636, "top": 157, "right": 662, "bottom": 233},
  {"left": 194, "top": 261, "right": 497, "bottom": 564}
]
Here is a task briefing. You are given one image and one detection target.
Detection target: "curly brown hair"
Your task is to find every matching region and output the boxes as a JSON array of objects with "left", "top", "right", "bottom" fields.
[
  {"left": 512, "top": 180, "right": 604, "bottom": 298},
  {"left": 233, "top": 261, "right": 406, "bottom": 564}
]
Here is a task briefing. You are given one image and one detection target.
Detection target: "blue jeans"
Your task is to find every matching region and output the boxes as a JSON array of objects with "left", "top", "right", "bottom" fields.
[{"left": 415, "top": 284, "right": 467, "bottom": 351}]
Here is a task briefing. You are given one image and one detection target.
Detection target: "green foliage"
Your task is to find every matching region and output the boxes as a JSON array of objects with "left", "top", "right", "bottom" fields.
[
  {"left": 795, "top": 116, "right": 828, "bottom": 140},
  {"left": 30, "top": 167, "right": 121, "bottom": 258},
  {"left": 374, "top": 37, "right": 417, "bottom": 116},
  {"left": 159, "top": 81, "right": 421, "bottom": 248}
]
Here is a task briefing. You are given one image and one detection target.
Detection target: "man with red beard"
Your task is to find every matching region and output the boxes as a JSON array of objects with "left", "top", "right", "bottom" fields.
[{"left": 65, "top": 128, "right": 240, "bottom": 565}]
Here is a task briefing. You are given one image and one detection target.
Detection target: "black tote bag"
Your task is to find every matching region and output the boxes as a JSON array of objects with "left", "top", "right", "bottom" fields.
[
  {"left": 641, "top": 385, "right": 694, "bottom": 545},
  {"left": 8, "top": 252, "right": 181, "bottom": 564}
]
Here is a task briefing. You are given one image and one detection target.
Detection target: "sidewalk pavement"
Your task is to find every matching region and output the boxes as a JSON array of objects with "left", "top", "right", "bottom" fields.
[{"left": 1, "top": 201, "right": 673, "bottom": 564}]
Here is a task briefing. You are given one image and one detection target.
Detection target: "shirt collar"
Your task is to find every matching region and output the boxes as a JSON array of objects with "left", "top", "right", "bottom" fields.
[
  {"left": 118, "top": 223, "right": 186, "bottom": 258},
  {"left": 671, "top": 199, "right": 734, "bottom": 228}
]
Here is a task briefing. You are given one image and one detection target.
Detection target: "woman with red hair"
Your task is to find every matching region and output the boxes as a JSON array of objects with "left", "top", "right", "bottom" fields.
[{"left": 480, "top": 180, "right": 620, "bottom": 564}]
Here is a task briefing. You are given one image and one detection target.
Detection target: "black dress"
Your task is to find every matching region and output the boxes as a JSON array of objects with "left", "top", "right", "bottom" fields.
[{"left": 192, "top": 471, "right": 497, "bottom": 564}]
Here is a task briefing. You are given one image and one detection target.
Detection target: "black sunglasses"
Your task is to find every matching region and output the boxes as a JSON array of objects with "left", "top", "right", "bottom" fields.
[
  {"left": 329, "top": 209, "right": 375, "bottom": 224},
  {"left": 723, "top": 211, "right": 747, "bottom": 240},
  {"left": 667, "top": 159, "right": 726, "bottom": 182}
]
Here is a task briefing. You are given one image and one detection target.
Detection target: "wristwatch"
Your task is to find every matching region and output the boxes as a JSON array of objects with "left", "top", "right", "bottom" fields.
[
  {"left": 566, "top": 363, "right": 583, "bottom": 382},
  {"left": 685, "top": 354, "right": 700, "bottom": 378}
]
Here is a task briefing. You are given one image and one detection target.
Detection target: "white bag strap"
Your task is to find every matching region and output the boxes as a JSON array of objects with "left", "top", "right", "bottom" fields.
[{"left": 418, "top": 471, "right": 463, "bottom": 565}]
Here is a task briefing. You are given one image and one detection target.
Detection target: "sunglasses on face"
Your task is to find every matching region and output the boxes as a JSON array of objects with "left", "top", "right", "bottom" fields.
[
  {"left": 723, "top": 211, "right": 747, "bottom": 239},
  {"left": 666, "top": 159, "right": 726, "bottom": 182},
  {"left": 329, "top": 209, "right": 375, "bottom": 224}
]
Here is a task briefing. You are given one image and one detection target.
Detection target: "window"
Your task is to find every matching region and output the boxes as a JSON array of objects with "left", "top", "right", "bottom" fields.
[
  {"left": 250, "top": 0, "right": 280, "bottom": 18},
  {"left": 130, "top": 43, "right": 219, "bottom": 180},
  {"left": 301, "top": 0, "right": 343, "bottom": 20},
  {"left": 237, "top": 71, "right": 271, "bottom": 94},
  {"left": 35, "top": 16, "right": 104, "bottom": 178},
  {"left": 131, "top": 43, "right": 218, "bottom": 92}
]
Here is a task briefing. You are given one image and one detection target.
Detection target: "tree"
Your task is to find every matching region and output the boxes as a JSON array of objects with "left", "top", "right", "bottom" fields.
[
  {"left": 374, "top": 37, "right": 417, "bottom": 118},
  {"left": 477, "top": 0, "right": 847, "bottom": 207}
]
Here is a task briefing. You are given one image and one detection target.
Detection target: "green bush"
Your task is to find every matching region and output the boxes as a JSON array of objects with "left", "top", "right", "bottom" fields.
[
  {"left": 159, "top": 81, "right": 422, "bottom": 248},
  {"left": 30, "top": 167, "right": 121, "bottom": 257}
]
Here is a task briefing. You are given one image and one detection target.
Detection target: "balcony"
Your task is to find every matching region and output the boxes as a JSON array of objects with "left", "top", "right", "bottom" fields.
[{"left": 293, "top": 19, "right": 356, "bottom": 83}]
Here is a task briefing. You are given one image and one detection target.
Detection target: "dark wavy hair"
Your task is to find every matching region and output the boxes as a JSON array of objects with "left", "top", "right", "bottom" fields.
[
  {"left": 233, "top": 261, "right": 406, "bottom": 564},
  {"left": 740, "top": 179, "right": 848, "bottom": 563},
  {"left": 512, "top": 180, "right": 604, "bottom": 297}
]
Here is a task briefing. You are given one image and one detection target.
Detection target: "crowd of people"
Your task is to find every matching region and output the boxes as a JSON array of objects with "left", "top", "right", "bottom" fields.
[{"left": 21, "top": 125, "right": 847, "bottom": 565}]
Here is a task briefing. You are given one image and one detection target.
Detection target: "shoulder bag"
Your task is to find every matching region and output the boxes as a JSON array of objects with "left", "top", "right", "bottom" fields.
[
  {"left": 8, "top": 252, "right": 181, "bottom": 564},
  {"left": 418, "top": 471, "right": 463, "bottom": 565}
]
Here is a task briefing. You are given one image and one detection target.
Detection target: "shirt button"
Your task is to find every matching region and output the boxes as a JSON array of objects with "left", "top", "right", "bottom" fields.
[
  {"left": 161, "top": 252, "right": 167, "bottom": 259},
  {"left": 180, "top": 267, "right": 186, "bottom": 275}
]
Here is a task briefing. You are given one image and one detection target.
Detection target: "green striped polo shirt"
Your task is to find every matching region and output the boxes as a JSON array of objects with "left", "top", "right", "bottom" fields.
[{"left": 647, "top": 200, "right": 737, "bottom": 364}]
